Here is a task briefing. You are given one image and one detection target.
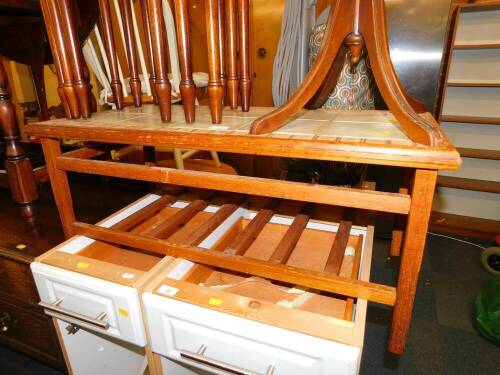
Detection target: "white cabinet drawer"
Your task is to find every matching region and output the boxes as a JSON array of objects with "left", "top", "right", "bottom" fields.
[
  {"left": 32, "top": 262, "right": 147, "bottom": 346},
  {"left": 143, "top": 293, "right": 360, "bottom": 375},
  {"left": 142, "top": 211, "right": 374, "bottom": 375}
]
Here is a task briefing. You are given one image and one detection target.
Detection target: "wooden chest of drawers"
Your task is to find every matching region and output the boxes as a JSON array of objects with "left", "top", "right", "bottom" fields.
[{"left": 0, "top": 246, "right": 66, "bottom": 371}]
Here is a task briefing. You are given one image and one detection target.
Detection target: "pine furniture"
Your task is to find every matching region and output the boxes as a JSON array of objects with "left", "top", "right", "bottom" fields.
[{"left": 31, "top": 0, "right": 461, "bottom": 359}]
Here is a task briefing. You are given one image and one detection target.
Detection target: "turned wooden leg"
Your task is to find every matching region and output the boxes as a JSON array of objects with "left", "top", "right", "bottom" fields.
[
  {"left": 225, "top": 0, "right": 239, "bottom": 109},
  {"left": 390, "top": 169, "right": 412, "bottom": 257},
  {"left": 120, "top": 0, "right": 143, "bottom": 107},
  {"left": 388, "top": 169, "right": 437, "bottom": 354},
  {"left": 58, "top": 0, "right": 91, "bottom": 118},
  {"left": 205, "top": 0, "right": 223, "bottom": 123},
  {"left": 45, "top": 0, "right": 80, "bottom": 119},
  {"left": 40, "top": 0, "right": 71, "bottom": 118},
  {"left": 140, "top": 0, "right": 158, "bottom": 105},
  {"left": 98, "top": 0, "right": 124, "bottom": 109},
  {"left": 237, "top": 0, "right": 251, "bottom": 112},
  {"left": 217, "top": 0, "right": 227, "bottom": 104},
  {"left": 173, "top": 0, "right": 196, "bottom": 123},
  {"left": 0, "top": 60, "right": 38, "bottom": 222},
  {"left": 148, "top": 0, "right": 172, "bottom": 122},
  {"left": 40, "top": 138, "right": 75, "bottom": 238}
]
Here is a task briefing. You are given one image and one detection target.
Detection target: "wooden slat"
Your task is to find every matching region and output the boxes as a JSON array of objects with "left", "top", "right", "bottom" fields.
[
  {"left": 324, "top": 221, "right": 352, "bottom": 274},
  {"left": 457, "top": 147, "right": 500, "bottom": 160},
  {"left": 61, "top": 147, "right": 106, "bottom": 159},
  {"left": 184, "top": 203, "right": 239, "bottom": 246},
  {"left": 453, "top": 43, "right": 500, "bottom": 50},
  {"left": 440, "top": 115, "right": 500, "bottom": 125},
  {"left": 112, "top": 195, "right": 177, "bottom": 231},
  {"left": 55, "top": 157, "right": 412, "bottom": 214},
  {"left": 143, "top": 198, "right": 211, "bottom": 238},
  {"left": 72, "top": 222, "right": 397, "bottom": 306},
  {"left": 268, "top": 214, "right": 309, "bottom": 264},
  {"left": 437, "top": 175, "right": 500, "bottom": 193},
  {"left": 447, "top": 81, "right": 500, "bottom": 88},
  {"left": 344, "top": 234, "right": 364, "bottom": 321},
  {"left": 226, "top": 208, "right": 275, "bottom": 255}
]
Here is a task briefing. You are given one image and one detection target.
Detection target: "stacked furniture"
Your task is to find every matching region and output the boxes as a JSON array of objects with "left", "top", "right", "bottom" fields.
[
  {"left": 30, "top": 0, "right": 461, "bottom": 372},
  {"left": 435, "top": 1, "right": 500, "bottom": 239}
]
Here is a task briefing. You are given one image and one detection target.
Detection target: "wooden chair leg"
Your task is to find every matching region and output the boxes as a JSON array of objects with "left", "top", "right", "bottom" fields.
[
  {"left": 40, "top": 0, "right": 71, "bottom": 118},
  {"left": 58, "top": 0, "right": 91, "bottom": 118},
  {"left": 237, "top": 0, "right": 251, "bottom": 112},
  {"left": 0, "top": 60, "right": 38, "bottom": 222},
  {"left": 120, "top": 0, "right": 142, "bottom": 107},
  {"left": 225, "top": 0, "right": 239, "bottom": 109},
  {"left": 46, "top": 0, "right": 80, "bottom": 118},
  {"left": 98, "top": 0, "right": 124, "bottom": 109},
  {"left": 205, "top": 0, "right": 223, "bottom": 124},
  {"left": 140, "top": 0, "right": 158, "bottom": 105},
  {"left": 148, "top": 0, "right": 172, "bottom": 122},
  {"left": 388, "top": 169, "right": 437, "bottom": 354},
  {"left": 218, "top": 0, "right": 227, "bottom": 104},
  {"left": 173, "top": 0, "right": 196, "bottom": 123}
]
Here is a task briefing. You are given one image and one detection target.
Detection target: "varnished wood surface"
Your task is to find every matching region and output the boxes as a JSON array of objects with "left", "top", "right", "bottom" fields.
[
  {"left": 389, "top": 169, "right": 437, "bottom": 354},
  {"left": 26, "top": 105, "right": 461, "bottom": 170},
  {"left": 72, "top": 221, "right": 396, "bottom": 306},
  {"left": 0, "top": 58, "right": 38, "bottom": 221}
]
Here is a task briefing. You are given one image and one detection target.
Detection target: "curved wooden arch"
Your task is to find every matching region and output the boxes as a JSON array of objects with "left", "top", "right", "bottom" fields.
[{"left": 250, "top": 0, "right": 442, "bottom": 146}]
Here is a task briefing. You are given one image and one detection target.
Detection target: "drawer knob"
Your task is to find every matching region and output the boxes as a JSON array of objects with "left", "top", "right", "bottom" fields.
[{"left": 180, "top": 344, "right": 275, "bottom": 375}]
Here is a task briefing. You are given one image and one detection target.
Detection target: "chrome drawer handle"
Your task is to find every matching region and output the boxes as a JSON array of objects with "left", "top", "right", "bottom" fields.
[
  {"left": 39, "top": 298, "right": 109, "bottom": 330},
  {"left": 180, "top": 345, "right": 274, "bottom": 375}
]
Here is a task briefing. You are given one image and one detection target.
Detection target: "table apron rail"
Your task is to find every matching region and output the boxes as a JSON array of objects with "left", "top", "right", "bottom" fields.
[{"left": 55, "top": 155, "right": 411, "bottom": 214}]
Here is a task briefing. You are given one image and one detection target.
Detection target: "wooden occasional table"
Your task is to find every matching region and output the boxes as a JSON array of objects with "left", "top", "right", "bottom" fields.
[{"left": 25, "top": 104, "right": 461, "bottom": 355}]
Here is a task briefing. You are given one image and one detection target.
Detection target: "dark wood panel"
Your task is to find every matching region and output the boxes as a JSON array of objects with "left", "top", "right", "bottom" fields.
[
  {"left": 0, "top": 298, "right": 64, "bottom": 369},
  {"left": 0, "top": 254, "right": 39, "bottom": 304}
]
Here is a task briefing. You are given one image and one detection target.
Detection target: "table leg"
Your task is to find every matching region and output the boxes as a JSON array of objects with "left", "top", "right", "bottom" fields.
[
  {"left": 388, "top": 169, "right": 437, "bottom": 354},
  {"left": 390, "top": 169, "right": 412, "bottom": 257},
  {"left": 41, "top": 138, "right": 75, "bottom": 238}
]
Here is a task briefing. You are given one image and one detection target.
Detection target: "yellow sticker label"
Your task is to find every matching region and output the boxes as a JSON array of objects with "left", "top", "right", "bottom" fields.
[
  {"left": 118, "top": 308, "right": 129, "bottom": 317},
  {"left": 76, "top": 262, "right": 90, "bottom": 269},
  {"left": 208, "top": 298, "right": 223, "bottom": 306},
  {"left": 16, "top": 244, "right": 27, "bottom": 250}
]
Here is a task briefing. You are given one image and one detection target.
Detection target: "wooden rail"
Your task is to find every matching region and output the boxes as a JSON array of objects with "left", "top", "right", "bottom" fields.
[
  {"left": 55, "top": 156, "right": 412, "bottom": 214},
  {"left": 72, "top": 221, "right": 397, "bottom": 306}
]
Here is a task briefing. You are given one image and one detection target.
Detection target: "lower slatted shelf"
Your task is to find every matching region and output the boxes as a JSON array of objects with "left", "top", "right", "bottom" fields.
[
  {"left": 139, "top": 194, "right": 375, "bottom": 375},
  {"left": 32, "top": 190, "right": 377, "bottom": 374}
]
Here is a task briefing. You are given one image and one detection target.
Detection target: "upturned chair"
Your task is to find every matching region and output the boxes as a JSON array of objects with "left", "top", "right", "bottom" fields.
[{"left": 41, "top": 0, "right": 251, "bottom": 125}]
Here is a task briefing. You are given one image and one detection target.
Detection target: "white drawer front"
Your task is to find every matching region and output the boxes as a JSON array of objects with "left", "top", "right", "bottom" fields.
[
  {"left": 31, "top": 262, "right": 146, "bottom": 346},
  {"left": 143, "top": 293, "right": 360, "bottom": 375}
]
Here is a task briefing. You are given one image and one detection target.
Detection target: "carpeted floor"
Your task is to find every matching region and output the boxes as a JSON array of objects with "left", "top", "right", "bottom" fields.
[
  {"left": 0, "top": 186, "right": 498, "bottom": 374},
  {"left": 361, "top": 235, "right": 499, "bottom": 375}
]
